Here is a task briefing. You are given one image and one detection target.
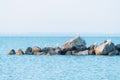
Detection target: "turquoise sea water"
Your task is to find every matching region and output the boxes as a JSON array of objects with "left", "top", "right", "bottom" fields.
[{"left": 0, "top": 36, "right": 120, "bottom": 80}]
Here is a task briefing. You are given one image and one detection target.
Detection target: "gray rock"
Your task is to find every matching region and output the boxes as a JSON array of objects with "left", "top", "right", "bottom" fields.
[
  {"left": 41, "top": 47, "right": 48, "bottom": 53},
  {"left": 108, "top": 50, "right": 120, "bottom": 56},
  {"left": 16, "top": 49, "right": 24, "bottom": 55},
  {"left": 42, "top": 47, "right": 61, "bottom": 55},
  {"left": 42, "top": 47, "right": 55, "bottom": 55},
  {"left": 25, "top": 47, "right": 33, "bottom": 55},
  {"left": 65, "top": 51, "right": 72, "bottom": 55},
  {"left": 72, "top": 50, "right": 89, "bottom": 56},
  {"left": 54, "top": 47, "right": 61, "bottom": 55},
  {"left": 95, "top": 40, "right": 115, "bottom": 55},
  {"left": 48, "top": 47, "right": 55, "bottom": 55},
  {"left": 61, "top": 36, "right": 86, "bottom": 51},
  {"left": 8, "top": 49, "right": 16, "bottom": 55},
  {"left": 115, "top": 44, "right": 120, "bottom": 50},
  {"left": 32, "top": 46, "right": 41, "bottom": 55}
]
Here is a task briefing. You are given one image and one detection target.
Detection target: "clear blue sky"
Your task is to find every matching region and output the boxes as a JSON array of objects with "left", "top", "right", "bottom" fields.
[{"left": 0, "top": 0, "right": 120, "bottom": 35}]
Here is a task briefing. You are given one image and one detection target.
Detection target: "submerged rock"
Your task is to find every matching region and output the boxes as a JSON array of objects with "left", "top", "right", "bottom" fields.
[
  {"left": 95, "top": 40, "right": 115, "bottom": 55},
  {"left": 16, "top": 49, "right": 24, "bottom": 55},
  {"left": 8, "top": 49, "right": 16, "bottom": 55},
  {"left": 25, "top": 47, "right": 33, "bottom": 55},
  {"left": 32, "top": 46, "right": 41, "bottom": 55},
  {"left": 61, "top": 36, "right": 86, "bottom": 52}
]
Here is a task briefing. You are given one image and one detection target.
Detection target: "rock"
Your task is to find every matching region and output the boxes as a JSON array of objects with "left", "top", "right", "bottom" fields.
[
  {"left": 54, "top": 47, "right": 61, "bottom": 55},
  {"left": 25, "top": 47, "right": 33, "bottom": 55},
  {"left": 47, "top": 47, "right": 55, "bottom": 55},
  {"left": 60, "top": 50, "right": 66, "bottom": 55},
  {"left": 115, "top": 44, "right": 120, "bottom": 50},
  {"left": 32, "top": 46, "right": 41, "bottom": 55},
  {"left": 65, "top": 51, "right": 72, "bottom": 55},
  {"left": 42, "top": 47, "right": 55, "bottom": 55},
  {"left": 16, "top": 49, "right": 24, "bottom": 55},
  {"left": 72, "top": 50, "right": 89, "bottom": 55},
  {"left": 42, "top": 47, "right": 62, "bottom": 55},
  {"left": 95, "top": 40, "right": 115, "bottom": 55},
  {"left": 8, "top": 49, "right": 16, "bottom": 55},
  {"left": 108, "top": 50, "right": 120, "bottom": 56},
  {"left": 89, "top": 50, "right": 95, "bottom": 55},
  {"left": 35, "top": 52, "right": 45, "bottom": 55},
  {"left": 61, "top": 36, "right": 86, "bottom": 51},
  {"left": 41, "top": 47, "right": 48, "bottom": 53},
  {"left": 88, "top": 45, "right": 96, "bottom": 55},
  {"left": 71, "top": 50, "right": 79, "bottom": 55}
]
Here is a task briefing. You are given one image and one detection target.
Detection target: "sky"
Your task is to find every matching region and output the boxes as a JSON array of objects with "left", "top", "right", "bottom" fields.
[{"left": 0, "top": 0, "right": 120, "bottom": 35}]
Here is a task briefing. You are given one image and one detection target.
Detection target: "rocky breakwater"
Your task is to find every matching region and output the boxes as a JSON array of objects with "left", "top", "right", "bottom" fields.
[{"left": 8, "top": 36, "right": 120, "bottom": 56}]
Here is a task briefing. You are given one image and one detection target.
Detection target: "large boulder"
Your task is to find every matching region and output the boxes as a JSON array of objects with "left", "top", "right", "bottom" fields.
[
  {"left": 61, "top": 36, "right": 86, "bottom": 52},
  {"left": 108, "top": 50, "right": 120, "bottom": 56},
  {"left": 72, "top": 50, "right": 89, "bottom": 56},
  {"left": 16, "top": 49, "right": 24, "bottom": 55},
  {"left": 8, "top": 49, "right": 16, "bottom": 55},
  {"left": 32, "top": 46, "right": 41, "bottom": 55},
  {"left": 95, "top": 40, "right": 115, "bottom": 55},
  {"left": 25, "top": 47, "right": 33, "bottom": 55}
]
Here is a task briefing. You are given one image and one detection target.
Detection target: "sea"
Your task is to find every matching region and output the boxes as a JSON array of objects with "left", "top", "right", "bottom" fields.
[{"left": 0, "top": 36, "right": 120, "bottom": 80}]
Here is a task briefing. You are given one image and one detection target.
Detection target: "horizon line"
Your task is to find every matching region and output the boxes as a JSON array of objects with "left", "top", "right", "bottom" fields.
[{"left": 0, "top": 32, "right": 119, "bottom": 37}]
